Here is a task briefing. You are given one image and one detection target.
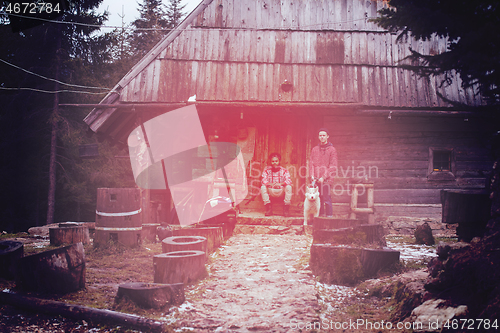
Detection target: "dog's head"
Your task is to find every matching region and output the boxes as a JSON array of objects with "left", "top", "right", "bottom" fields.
[{"left": 305, "top": 186, "right": 319, "bottom": 201}]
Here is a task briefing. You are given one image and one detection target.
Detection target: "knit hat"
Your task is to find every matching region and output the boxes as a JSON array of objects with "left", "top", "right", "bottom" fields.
[{"left": 318, "top": 127, "right": 329, "bottom": 135}]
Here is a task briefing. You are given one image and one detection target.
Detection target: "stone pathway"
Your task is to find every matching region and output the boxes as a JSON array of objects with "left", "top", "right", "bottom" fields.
[{"left": 172, "top": 234, "right": 319, "bottom": 332}]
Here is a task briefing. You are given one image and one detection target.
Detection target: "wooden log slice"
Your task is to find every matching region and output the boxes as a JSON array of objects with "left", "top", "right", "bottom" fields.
[
  {"left": 153, "top": 251, "right": 207, "bottom": 285},
  {"left": 161, "top": 236, "right": 207, "bottom": 257},
  {"left": 116, "top": 282, "right": 185, "bottom": 309},
  {"left": 309, "top": 244, "right": 363, "bottom": 285},
  {"left": 49, "top": 226, "right": 90, "bottom": 246},
  {"left": 172, "top": 227, "right": 223, "bottom": 253},
  {"left": 313, "top": 217, "right": 363, "bottom": 231},
  {"left": 197, "top": 223, "right": 233, "bottom": 240},
  {"left": 0, "top": 240, "right": 23, "bottom": 280},
  {"left": 361, "top": 248, "right": 400, "bottom": 277},
  {"left": 16, "top": 243, "right": 85, "bottom": 293}
]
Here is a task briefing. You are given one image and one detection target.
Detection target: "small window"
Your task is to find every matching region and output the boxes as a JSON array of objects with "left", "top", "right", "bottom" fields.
[
  {"left": 433, "top": 151, "right": 451, "bottom": 171},
  {"left": 428, "top": 148, "right": 455, "bottom": 180}
]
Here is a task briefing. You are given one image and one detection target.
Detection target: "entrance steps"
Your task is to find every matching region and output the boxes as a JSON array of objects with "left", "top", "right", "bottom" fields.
[{"left": 234, "top": 211, "right": 354, "bottom": 235}]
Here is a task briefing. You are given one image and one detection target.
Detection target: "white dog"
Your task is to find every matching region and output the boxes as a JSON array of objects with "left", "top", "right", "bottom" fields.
[{"left": 304, "top": 186, "right": 320, "bottom": 226}]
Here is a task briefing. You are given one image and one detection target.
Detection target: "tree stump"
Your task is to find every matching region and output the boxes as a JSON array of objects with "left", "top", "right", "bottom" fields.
[
  {"left": 157, "top": 225, "right": 174, "bottom": 241},
  {"left": 313, "top": 227, "right": 370, "bottom": 245},
  {"left": 142, "top": 224, "right": 160, "bottom": 242},
  {"left": 153, "top": 251, "right": 207, "bottom": 285},
  {"left": 173, "top": 227, "right": 223, "bottom": 253},
  {"left": 162, "top": 236, "right": 207, "bottom": 258},
  {"left": 0, "top": 240, "right": 23, "bottom": 280},
  {"left": 309, "top": 244, "right": 363, "bottom": 285},
  {"left": 313, "top": 217, "right": 363, "bottom": 231},
  {"left": 197, "top": 223, "right": 233, "bottom": 240},
  {"left": 313, "top": 228, "right": 349, "bottom": 244},
  {"left": 354, "top": 224, "right": 387, "bottom": 246},
  {"left": 361, "top": 248, "right": 400, "bottom": 277},
  {"left": 116, "top": 282, "right": 185, "bottom": 309},
  {"left": 16, "top": 243, "right": 85, "bottom": 293},
  {"left": 199, "top": 215, "right": 237, "bottom": 240},
  {"left": 49, "top": 226, "right": 90, "bottom": 246}
]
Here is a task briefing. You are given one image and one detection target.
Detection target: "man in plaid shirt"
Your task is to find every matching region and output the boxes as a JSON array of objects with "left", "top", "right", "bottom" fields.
[{"left": 261, "top": 152, "right": 293, "bottom": 217}]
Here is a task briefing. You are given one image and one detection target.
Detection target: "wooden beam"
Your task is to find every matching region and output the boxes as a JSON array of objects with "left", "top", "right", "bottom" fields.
[{"left": 64, "top": 101, "right": 364, "bottom": 109}]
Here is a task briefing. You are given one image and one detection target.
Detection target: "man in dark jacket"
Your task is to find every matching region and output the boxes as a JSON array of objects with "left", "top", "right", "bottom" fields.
[{"left": 309, "top": 128, "right": 338, "bottom": 217}]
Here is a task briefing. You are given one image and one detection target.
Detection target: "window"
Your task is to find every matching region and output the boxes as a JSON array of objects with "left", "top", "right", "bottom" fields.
[
  {"left": 428, "top": 148, "right": 455, "bottom": 180},
  {"left": 433, "top": 151, "right": 451, "bottom": 171}
]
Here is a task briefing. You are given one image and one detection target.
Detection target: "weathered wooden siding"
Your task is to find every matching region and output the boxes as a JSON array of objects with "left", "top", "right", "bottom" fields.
[
  {"left": 119, "top": 0, "right": 481, "bottom": 106},
  {"left": 121, "top": 59, "right": 476, "bottom": 107},
  {"left": 195, "top": 0, "right": 387, "bottom": 32},
  {"left": 323, "top": 114, "right": 494, "bottom": 205}
]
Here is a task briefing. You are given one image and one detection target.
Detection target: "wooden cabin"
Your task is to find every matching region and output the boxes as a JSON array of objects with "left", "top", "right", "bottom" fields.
[{"left": 84, "top": 0, "right": 496, "bottom": 226}]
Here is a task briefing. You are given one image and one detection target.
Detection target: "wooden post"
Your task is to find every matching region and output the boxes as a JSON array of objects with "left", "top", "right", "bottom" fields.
[
  {"left": 366, "top": 184, "right": 375, "bottom": 224},
  {"left": 350, "top": 185, "right": 358, "bottom": 219},
  {"left": 350, "top": 183, "right": 375, "bottom": 223}
]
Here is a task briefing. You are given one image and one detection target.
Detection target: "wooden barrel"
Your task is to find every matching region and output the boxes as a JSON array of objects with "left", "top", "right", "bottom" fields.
[
  {"left": 153, "top": 251, "right": 207, "bottom": 285},
  {"left": 95, "top": 188, "right": 142, "bottom": 247}
]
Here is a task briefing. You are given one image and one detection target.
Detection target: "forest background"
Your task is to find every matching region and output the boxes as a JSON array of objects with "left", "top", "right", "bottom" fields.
[{"left": 0, "top": 0, "right": 187, "bottom": 231}]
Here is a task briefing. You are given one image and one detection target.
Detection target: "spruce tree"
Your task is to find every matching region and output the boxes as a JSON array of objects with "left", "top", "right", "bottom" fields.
[{"left": 130, "top": 0, "right": 170, "bottom": 59}]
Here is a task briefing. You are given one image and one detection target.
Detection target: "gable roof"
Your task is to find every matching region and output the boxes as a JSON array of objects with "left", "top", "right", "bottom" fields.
[{"left": 84, "top": 0, "right": 483, "bottom": 144}]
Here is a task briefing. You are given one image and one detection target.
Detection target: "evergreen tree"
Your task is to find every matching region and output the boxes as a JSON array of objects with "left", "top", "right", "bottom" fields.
[
  {"left": 130, "top": 0, "right": 170, "bottom": 59},
  {"left": 0, "top": 0, "right": 130, "bottom": 230},
  {"left": 130, "top": 0, "right": 187, "bottom": 60},
  {"left": 374, "top": 0, "right": 500, "bottom": 104},
  {"left": 166, "top": 0, "right": 186, "bottom": 28}
]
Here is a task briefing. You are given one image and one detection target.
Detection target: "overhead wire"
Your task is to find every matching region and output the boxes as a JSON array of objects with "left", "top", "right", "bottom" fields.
[
  {"left": 0, "top": 58, "right": 111, "bottom": 90},
  {"left": 0, "top": 8, "right": 379, "bottom": 95},
  {"left": 2, "top": 11, "right": 379, "bottom": 31},
  {"left": 0, "top": 86, "right": 109, "bottom": 94}
]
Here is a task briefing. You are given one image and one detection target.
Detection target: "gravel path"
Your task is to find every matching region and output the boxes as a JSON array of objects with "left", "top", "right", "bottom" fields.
[{"left": 172, "top": 234, "right": 319, "bottom": 332}]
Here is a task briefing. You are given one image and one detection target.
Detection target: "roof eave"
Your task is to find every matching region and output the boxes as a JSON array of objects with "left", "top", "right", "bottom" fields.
[{"left": 83, "top": 0, "right": 215, "bottom": 132}]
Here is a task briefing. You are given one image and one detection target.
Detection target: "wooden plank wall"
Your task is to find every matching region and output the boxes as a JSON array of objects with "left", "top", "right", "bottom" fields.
[
  {"left": 196, "top": 0, "right": 388, "bottom": 32},
  {"left": 323, "top": 113, "right": 495, "bottom": 205},
  {"left": 121, "top": 60, "right": 476, "bottom": 107},
  {"left": 120, "top": 0, "right": 482, "bottom": 107}
]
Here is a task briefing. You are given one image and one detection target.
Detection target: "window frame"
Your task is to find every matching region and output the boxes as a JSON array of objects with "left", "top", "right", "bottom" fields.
[{"left": 428, "top": 147, "right": 456, "bottom": 181}]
